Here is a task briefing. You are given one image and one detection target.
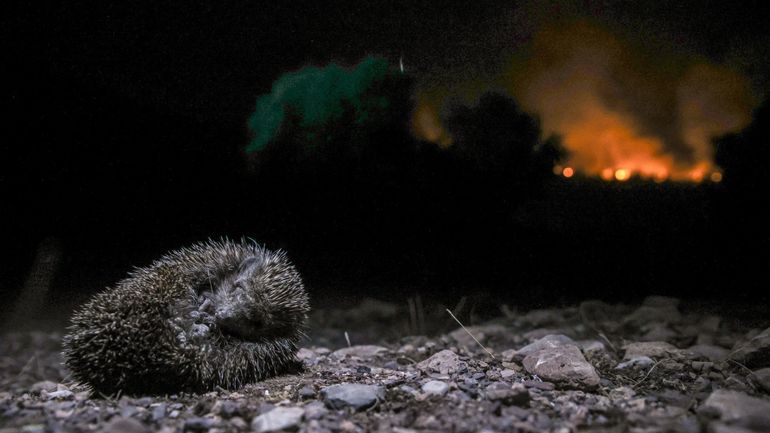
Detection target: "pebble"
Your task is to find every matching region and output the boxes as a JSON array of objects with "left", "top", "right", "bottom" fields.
[
  {"left": 303, "top": 401, "right": 329, "bottom": 420},
  {"left": 510, "top": 334, "right": 575, "bottom": 362},
  {"left": 522, "top": 345, "right": 600, "bottom": 388},
  {"left": 252, "top": 407, "right": 304, "bottom": 433},
  {"left": 100, "top": 417, "right": 148, "bottom": 433},
  {"left": 43, "top": 390, "right": 73, "bottom": 400},
  {"left": 183, "top": 417, "right": 214, "bottom": 432},
  {"left": 415, "top": 350, "right": 467, "bottom": 375},
  {"left": 698, "top": 389, "right": 770, "bottom": 425},
  {"left": 29, "top": 381, "right": 58, "bottom": 394},
  {"left": 421, "top": 380, "right": 450, "bottom": 396},
  {"left": 622, "top": 341, "right": 684, "bottom": 360},
  {"left": 485, "top": 382, "right": 530, "bottom": 406},
  {"left": 321, "top": 383, "right": 384, "bottom": 410}
]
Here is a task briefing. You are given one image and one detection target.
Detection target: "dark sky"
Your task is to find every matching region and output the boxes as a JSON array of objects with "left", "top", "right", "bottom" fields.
[{"left": 7, "top": 1, "right": 770, "bottom": 125}]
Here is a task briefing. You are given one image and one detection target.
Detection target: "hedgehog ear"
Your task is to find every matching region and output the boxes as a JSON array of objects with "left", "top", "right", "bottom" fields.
[{"left": 237, "top": 256, "right": 260, "bottom": 275}]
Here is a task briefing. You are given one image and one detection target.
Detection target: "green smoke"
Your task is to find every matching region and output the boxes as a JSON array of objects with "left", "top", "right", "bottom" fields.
[{"left": 247, "top": 57, "right": 395, "bottom": 153}]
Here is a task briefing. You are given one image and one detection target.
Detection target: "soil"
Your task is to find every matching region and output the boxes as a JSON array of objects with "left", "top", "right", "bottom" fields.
[{"left": 2, "top": 296, "right": 769, "bottom": 433}]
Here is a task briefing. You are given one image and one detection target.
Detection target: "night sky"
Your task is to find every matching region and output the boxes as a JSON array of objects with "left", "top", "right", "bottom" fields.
[{"left": 4, "top": 1, "right": 770, "bottom": 323}]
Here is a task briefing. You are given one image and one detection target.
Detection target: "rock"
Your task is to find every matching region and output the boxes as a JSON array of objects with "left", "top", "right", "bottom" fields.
[
  {"left": 688, "top": 344, "right": 729, "bottom": 362},
  {"left": 416, "top": 350, "right": 467, "bottom": 375},
  {"left": 151, "top": 403, "right": 166, "bottom": 421},
  {"left": 484, "top": 382, "right": 530, "bottom": 406},
  {"left": 184, "top": 417, "right": 215, "bottom": 432},
  {"left": 699, "top": 389, "right": 770, "bottom": 421},
  {"left": 331, "top": 345, "right": 388, "bottom": 359},
  {"left": 750, "top": 368, "right": 770, "bottom": 393},
  {"left": 321, "top": 384, "right": 384, "bottom": 411},
  {"left": 43, "top": 389, "right": 74, "bottom": 400},
  {"left": 30, "top": 381, "right": 58, "bottom": 393},
  {"left": 500, "top": 369, "right": 517, "bottom": 379},
  {"left": 297, "top": 385, "right": 316, "bottom": 400},
  {"left": 522, "top": 345, "right": 600, "bottom": 388},
  {"left": 510, "top": 334, "right": 575, "bottom": 362},
  {"left": 421, "top": 380, "right": 450, "bottom": 396},
  {"left": 449, "top": 324, "right": 507, "bottom": 348},
  {"left": 100, "top": 417, "right": 148, "bottom": 433},
  {"left": 577, "top": 340, "right": 606, "bottom": 354},
  {"left": 609, "top": 386, "right": 636, "bottom": 401},
  {"left": 303, "top": 401, "right": 329, "bottom": 420},
  {"left": 251, "top": 407, "right": 304, "bottom": 433},
  {"left": 296, "top": 348, "right": 318, "bottom": 366},
  {"left": 622, "top": 341, "right": 685, "bottom": 360},
  {"left": 522, "top": 380, "right": 555, "bottom": 391},
  {"left": 729, "top": 327, "right": 770, "bottom": 368},
  {"left": 615, "top": 356, "right": 655, "bottom": 370}
]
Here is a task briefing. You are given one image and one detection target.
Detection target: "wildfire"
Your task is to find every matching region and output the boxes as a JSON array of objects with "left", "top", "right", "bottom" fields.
[{"left": 409, "top": 20, "right": 754, "bottom": 184}]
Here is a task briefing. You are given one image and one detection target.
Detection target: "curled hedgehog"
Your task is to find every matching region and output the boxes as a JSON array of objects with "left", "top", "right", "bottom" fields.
[{"left": 62, "top": 239, "right": 309, "bottom": 395}]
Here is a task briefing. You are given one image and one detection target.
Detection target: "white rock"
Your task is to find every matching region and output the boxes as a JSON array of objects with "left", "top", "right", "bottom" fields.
[
  {"left": 251, "top": 407, "right": 304, "bottom": 433},
  {"left": 421, "top": 380, "right": 450, "bottom": 396}
]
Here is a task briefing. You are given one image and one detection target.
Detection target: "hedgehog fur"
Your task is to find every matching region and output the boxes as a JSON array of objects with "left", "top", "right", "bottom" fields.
[{"left": 62, "top": 239, "right": 309, "bottom": 395}]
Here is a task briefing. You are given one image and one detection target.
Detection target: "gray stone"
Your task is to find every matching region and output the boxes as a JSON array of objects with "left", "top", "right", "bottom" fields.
[
  {"left": 100, "top": 417, "right": 148, "bottom": 433},
  {"left": 184, "top": 417, "right": 215, "bottom": 432},
  {"left": 30, "top": 381, "right": 58, "bottom": 393},
  {"left": 297, "top": 385, "right": 316, "bottom": 400},
  {"left": 421, "top": 380, "right": 450, "bottom": 396},
  {"left": 296, "top": 348, "right": 318, "bottom": 366},
  {"left": 500, "top": 369, "right": 517, "bottom": 379},
  {"left": 331, "top": 345, "right": 388, "bottom": 359},
  {"left": 251, "top": 407, "right": 304, "bottom": 433},
  {"left": 688, "top": 344, "right": 729, "bottom": 362},
  {"left": 485, "top": 382, "right": 530, "bottom": 406},
  {"left": 303, "top": 401, "right": 328, "bottom": 420},
  {"left": 151, "top": 403, "right": 166, "bottom": 421},
  {"left": 511, "top": 334, "right": 574, "bottom": 362},
  {"left": 622, "top": 341, "right": 685, "bottom": 360},
  {"left": 698, "top": 389, "right": 770, "bottom": 425},
  {"left": 729, "top": 327, "right": 770, "bottom": 368},
  {"left": 321, "top": 383, "right": 384, "bottom": 411},
  {"left": 416, "top": 350, "right": 467, "bottom": 375},
  {"left": 44, "top": 389, "right": 74, "bottom": 400},
  {"left": 577, "top": 340, "right": 606, "bottom": 354},
  {"left": 522, "top": 345, "right": 600, "bottom": 388},
  {"left": 750, "top": 367, "right": 770, "bottom": 393}
]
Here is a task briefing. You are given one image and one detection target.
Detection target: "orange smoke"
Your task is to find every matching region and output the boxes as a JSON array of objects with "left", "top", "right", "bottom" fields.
[{"left": 411, "top": 20, "right": 755, "bottom": 183}]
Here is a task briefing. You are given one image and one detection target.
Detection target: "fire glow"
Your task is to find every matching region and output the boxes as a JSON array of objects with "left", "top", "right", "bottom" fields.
[{"left": 411, "top": 20, "right": 755, "bottom": 183}]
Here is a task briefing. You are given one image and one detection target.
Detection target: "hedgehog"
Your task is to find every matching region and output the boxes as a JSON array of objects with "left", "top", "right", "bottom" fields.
[{"left": 62, "top": 239, "right": 310, "bottom": 395}]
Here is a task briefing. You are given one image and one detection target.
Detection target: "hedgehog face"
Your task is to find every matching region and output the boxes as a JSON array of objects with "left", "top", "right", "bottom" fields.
[{"left": 212, "top": 255, "right": 308, "bottom": 341}]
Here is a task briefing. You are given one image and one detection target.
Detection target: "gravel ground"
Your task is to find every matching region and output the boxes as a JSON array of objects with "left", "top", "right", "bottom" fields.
[{"left": 2, "top": 296, "right": 770, "bottom": 433}]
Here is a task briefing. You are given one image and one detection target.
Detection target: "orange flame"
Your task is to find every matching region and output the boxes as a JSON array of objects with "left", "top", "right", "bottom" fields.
[{"left": 410, "top": 20, "right": 755, "bottom": 183}]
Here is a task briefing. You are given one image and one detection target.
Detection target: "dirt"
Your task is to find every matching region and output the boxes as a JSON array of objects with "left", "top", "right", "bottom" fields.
[{"left": 2, "top": 296, "right": 769, "bottom": 433}]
